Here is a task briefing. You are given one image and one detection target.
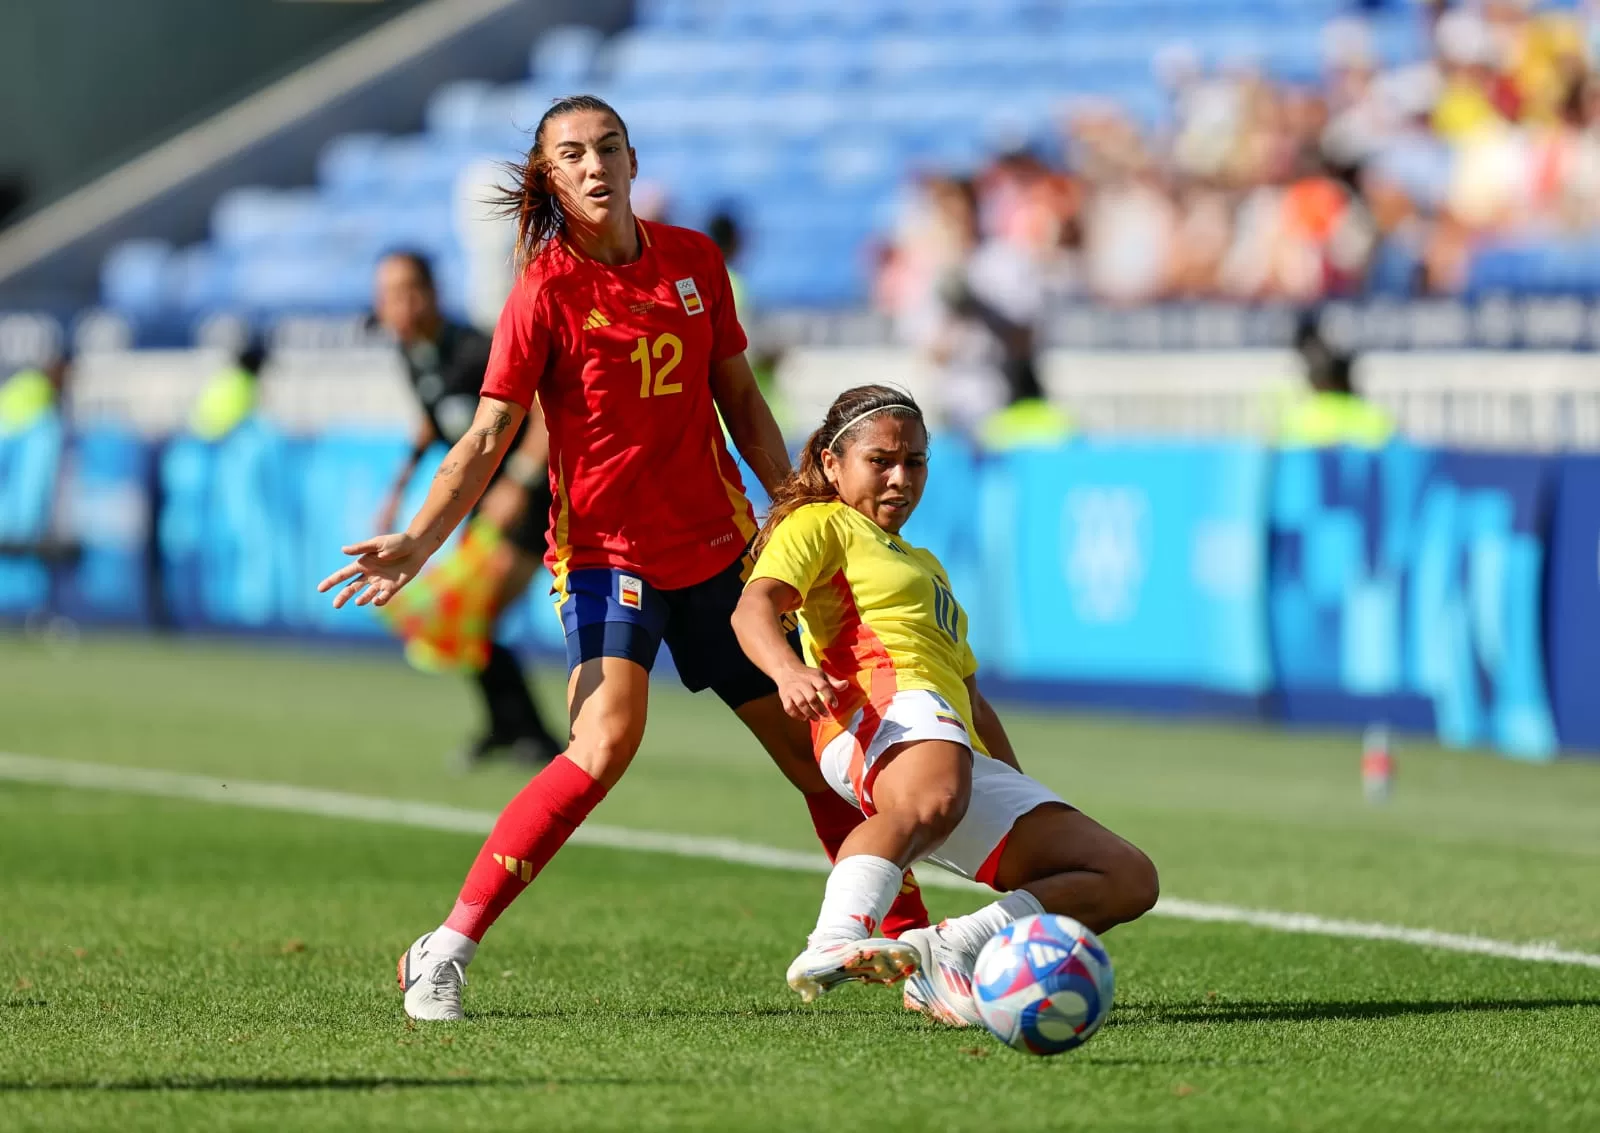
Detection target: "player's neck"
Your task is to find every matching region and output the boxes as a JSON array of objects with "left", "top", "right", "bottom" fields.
[{"left": 567, "top": 214, "right": 642, "bottom": 267}]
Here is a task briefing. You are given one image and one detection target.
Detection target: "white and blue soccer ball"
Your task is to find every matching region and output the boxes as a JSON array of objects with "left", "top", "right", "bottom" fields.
[{"left": 972, "top": 913, "right": 1115, "bottom": 1056}]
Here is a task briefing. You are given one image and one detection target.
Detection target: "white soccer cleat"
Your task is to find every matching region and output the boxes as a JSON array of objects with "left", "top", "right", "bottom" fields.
[
  {"left": 785, "top": 937, "right": 920, "bottom": 1004},
  {"left": 397, "top": 932, "right": 468, "bottom": 1021},
  {"left": 899, "top": 924, "right": 984, "bottom": 1028}
]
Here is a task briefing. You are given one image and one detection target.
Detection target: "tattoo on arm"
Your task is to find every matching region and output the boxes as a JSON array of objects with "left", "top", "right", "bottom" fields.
[
  {"left": 447, "top": 489, "right": 461, "bottom": 502},
  {"left": 433, "top": 461, "right": 459, "bottom": 479},
  {"left": 472, "top": 411, "right": 512, "bottom": 438}
]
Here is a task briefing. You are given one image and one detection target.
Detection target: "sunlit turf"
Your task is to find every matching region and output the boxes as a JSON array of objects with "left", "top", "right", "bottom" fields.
[{"left": 1, "top": 634, "right": 1598, "bottom": 1130}]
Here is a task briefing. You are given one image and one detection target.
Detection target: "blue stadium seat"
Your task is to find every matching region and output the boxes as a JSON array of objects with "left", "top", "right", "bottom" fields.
[
  {"left": 167, "top": 246, "right": 228, "bottom": 316},
  {"left": 232, "top": 255, "right": 369, "bottom": 315},
  {"left": 375, "top": 137, "right": 472, "bottom": 204},
  {"left": 530, "top": 24, "right": 605, "bottom": 85},
  {"left": 715, "top": 0, "right": 893, "bottom": 38},
  {"left": 211, "top": 189, "right": 326, "bottom": 251},
  {"left": 632, "top": 0, "right": 710, "bottom": 32},
  {"left": 871, "top": 37, "right": 977, "bottom": 89},
  {"left": 101, "top": 240, "right": 174, "bottom": 316},
  {"left": 317, "top": 133, "right": 389, "bottom": 197},
  {"left": 426, "top": 81, "right": 495, "bottom": 139},
  {"left": 813, "top": 142, "right": 898, "bottom": 193},
  {"left": 759, "top": 38, "right": 872, "bottom": 94},
  {"left": 1369, "top": 11, "right": 1430, "bottom": 66},
  {"left": 602, "top": 30, "right": 704, "bottom": 87}
]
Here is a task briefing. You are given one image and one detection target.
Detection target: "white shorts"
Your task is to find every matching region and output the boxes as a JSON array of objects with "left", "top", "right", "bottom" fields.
[{"left": 816, "top": 689, "right": 1068, "bottom": 887}]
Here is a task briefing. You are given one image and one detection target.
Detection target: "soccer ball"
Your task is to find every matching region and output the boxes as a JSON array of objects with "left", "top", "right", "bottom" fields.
[{"left": 972, "top": 913, "right": 1114, "bottom": 1056}]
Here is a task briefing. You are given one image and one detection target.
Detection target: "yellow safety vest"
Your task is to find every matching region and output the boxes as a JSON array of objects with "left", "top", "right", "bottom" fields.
[
  {"left": 188, "top": 366, "right": 259, "bottom": 441},
  {"left": 0, "top": 369, "right": 55, "bottom": 437},
  {"left": 1279, "top": 392, "right": 1394, "bottom": 449},
  {"left": 978, "top": 398, "right": 1075, "bottom": 451}
]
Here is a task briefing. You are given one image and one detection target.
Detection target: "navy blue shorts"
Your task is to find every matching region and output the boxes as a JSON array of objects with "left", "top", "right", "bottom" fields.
[{"left": 555, "top": 550, "right": 780, "bottom": 710}]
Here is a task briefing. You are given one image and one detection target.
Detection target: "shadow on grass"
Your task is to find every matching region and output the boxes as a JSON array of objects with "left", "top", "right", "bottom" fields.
[
  {"left": 471, "top": 1005, "right": 888, "bottom": 1021},
  {"left": 1112, "top": 997, "right": 1600, "bottom": 1027},
  {"left": 0, "top": 1075, "right": 669, "bottom": 1093}
]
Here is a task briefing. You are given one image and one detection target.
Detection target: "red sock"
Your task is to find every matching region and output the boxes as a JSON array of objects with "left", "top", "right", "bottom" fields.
[
  {"left": 803, "top": 789, "right": 930, "bottom": 938},
  {"left": 443, "top": 755, "right": 608, "bottom": 941}
]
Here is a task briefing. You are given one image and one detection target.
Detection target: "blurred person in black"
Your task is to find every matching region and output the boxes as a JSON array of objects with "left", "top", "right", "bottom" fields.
[
  {"left": 372, "top": 250, "right": 563, "bottom": 768},
  {"left": 706, "top": 208, "right": 786, "bottom": 407}
]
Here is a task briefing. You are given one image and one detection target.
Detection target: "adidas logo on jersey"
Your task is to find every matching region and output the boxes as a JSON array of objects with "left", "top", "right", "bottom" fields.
[{"left": 583, "top": 308, "right": 610, "bottom": 330}]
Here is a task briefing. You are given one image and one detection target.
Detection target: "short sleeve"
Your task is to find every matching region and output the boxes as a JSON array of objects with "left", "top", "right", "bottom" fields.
[
  {"left": 708, "top": 246, "right": 749, "bottom": 363},
  {"left": 959, "top": 638, "right": 979, "bottom": 679},
  {"left": 480, "top": 272, "right": 551, "bottom": 410},
  {"left": 749, "top": 505, "right": 843, "bottom": 598}
]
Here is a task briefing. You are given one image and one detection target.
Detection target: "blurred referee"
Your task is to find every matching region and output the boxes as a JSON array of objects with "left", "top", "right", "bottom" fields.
[{"left": 372, "top": 250, "right": 563, "bottom": 768}]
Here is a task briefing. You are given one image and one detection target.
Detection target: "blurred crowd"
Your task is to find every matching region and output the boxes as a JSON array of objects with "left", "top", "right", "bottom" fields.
[{"left": 876, "top": 0, "right": 1600, "bottom": 347}]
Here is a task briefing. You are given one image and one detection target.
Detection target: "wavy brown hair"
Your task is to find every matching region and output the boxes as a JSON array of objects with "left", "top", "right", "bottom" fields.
[
  {"left": 487, "top": 94, "right": 631, "bottom": 269},
  {"left": 752, "top": 385, "right": 925, "bottom": 558}
]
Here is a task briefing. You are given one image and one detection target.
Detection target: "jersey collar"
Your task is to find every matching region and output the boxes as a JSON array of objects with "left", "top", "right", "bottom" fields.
[{"left": 560, "top": 218, "right": 652, "bottom": 269}]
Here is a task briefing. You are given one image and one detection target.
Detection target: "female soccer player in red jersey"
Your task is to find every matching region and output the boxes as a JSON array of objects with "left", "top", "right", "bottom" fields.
[
  {"left": 732, "top": 386, "right": 1158, "bottom": 1025},
  {"left": 317, "top": 95, "right": 928, "bottom": 1020}
]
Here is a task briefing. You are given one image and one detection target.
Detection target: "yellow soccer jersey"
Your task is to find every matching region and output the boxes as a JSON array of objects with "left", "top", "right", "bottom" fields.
[{"left": 750, "top": 501, "right": 987, "bottom": 754}]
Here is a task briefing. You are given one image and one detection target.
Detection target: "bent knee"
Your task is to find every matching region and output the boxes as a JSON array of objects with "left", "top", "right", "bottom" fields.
[
  {"left": 1112, "top": 844, "right": 1160, "bottom": 922},
  {"left": 565, "top": 728, "right": 642, "bottom": 788},
  {"left": 910, "top": 788, "right": 969, "bottom": 842}
]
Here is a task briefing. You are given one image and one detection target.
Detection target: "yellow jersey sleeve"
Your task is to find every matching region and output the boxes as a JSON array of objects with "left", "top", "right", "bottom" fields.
[
  {"left": 959, "top": 638, "right": 979, "bottom": 679},
  {"left": 750, "top": 503, "right": 845, "bottom": 598}
]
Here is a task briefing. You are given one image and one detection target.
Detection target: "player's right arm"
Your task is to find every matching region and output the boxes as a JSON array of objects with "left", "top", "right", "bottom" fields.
[
  {"left": 733, "top": 506, "right": 849, "bottom": 721},
  {"left": 732, "top": 577, "right": 847, "bottom": 721},
  {"left": 319, "top": 397, "right": 524, "bottom": 608},
  {"left": 322, "top": 274, "right": 548, "bottom": 609}
]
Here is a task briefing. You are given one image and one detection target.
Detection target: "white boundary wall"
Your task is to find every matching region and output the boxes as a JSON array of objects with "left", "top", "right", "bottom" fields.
[{"left": 58, "top": 344, "right": 1600, "bottom": 450}]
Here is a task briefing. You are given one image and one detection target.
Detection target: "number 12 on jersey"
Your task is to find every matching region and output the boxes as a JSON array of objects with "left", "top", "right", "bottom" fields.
[{"left": 632, "top": 333, "right": 683, "bottom": 397}]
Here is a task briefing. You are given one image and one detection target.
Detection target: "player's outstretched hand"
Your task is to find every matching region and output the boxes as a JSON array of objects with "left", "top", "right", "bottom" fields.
[
  {"left": 317, "top": 532, "right": 430, "bottom": 609},
  {"left": 776, "top": 665, "right": 850, "bottom": 722}
]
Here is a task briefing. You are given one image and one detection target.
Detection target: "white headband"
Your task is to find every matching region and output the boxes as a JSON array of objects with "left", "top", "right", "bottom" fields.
[{"left": 828, "top": 403, "right": 919, "bottom": 450}]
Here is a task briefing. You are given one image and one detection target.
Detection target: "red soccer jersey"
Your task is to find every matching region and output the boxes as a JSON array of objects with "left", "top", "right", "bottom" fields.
[{"left": 480, "top": 220, "right": 757, "bottom": 591}]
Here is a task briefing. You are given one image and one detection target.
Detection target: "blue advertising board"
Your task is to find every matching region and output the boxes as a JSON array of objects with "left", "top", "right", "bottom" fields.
[
  {"left": 990, "top": 441, "right": 1272, "bottom": 703},
  {"left": 1545, "top": 456, "right": 1600, "bottom": 754},
  {"left": 3, "top": 418, "right": 1594, "bottom": 759},
  {"left": 0, "top": 415, "right": 63, "bottom": 615},
  {"left": 1268, "top": 445, "right": 1557, "bottom": 760},
  {"left": 56, "top": 426, "right": 154, "bottom": 625}
]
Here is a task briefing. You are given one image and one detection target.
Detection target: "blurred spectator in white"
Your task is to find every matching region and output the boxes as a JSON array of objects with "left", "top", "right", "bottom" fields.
[
  {"left": 886, "top": 175, "right": 1053, "bottom": 437},
  {"left": 870, "top": 0, "right": 1600, "bottom": 319}
]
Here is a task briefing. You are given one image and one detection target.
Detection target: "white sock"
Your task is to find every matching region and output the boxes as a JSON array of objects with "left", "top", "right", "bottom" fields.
[
  {"left": 937, "top": 890, "right": 1046, "bottom": 961},
  {"left": 808, "top": 855, "right": 905, "bottom": 946},
  {"left": 428, "top": 925, "right": 478, "bottom": 967}
]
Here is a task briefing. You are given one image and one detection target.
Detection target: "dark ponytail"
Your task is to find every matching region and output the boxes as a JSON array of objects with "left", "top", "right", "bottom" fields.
[
  {"left": 752, "top": 385, "right": 924, "bottom": 558},
  {"left": 488, "top": 94, "right": 632, "bottom": 270}
]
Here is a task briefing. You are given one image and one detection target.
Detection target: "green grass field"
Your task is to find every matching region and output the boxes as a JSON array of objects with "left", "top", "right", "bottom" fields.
[{"left": 2, "top": 634, "right": 1598, "bottom": 1131}]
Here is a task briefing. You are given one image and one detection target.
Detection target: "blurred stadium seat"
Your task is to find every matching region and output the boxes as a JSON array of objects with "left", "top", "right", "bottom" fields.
[{"left": 89, "top": 0, "right": 1600, "bottom": 325}]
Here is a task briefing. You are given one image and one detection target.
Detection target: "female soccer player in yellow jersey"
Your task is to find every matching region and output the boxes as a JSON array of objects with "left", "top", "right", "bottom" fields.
[{"left": 731, "top": 385, "right": 1159, "bottom": 1025}]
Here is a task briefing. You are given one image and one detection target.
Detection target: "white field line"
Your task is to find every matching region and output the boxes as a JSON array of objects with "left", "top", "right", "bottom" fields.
[{"left": 3, "top": 753, "right": 1598, "bottom": 971}]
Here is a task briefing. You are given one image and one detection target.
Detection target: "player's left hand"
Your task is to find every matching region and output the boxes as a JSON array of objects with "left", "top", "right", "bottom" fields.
[{"left": 478, "top": 480, "right": 528, "bottom": 534}]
